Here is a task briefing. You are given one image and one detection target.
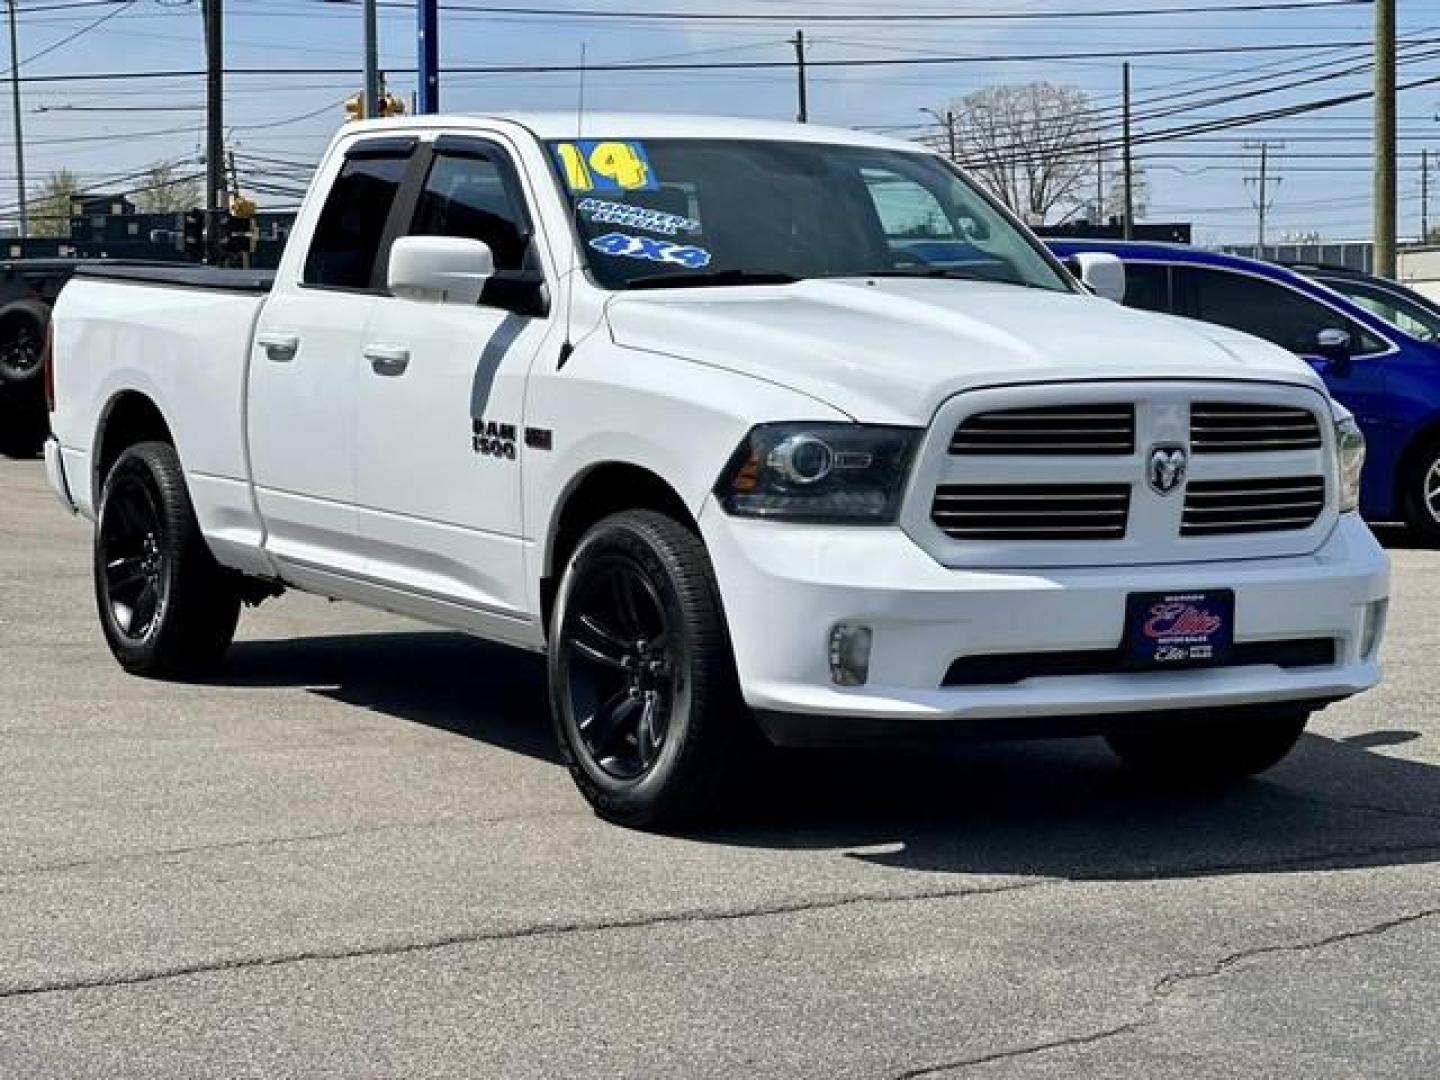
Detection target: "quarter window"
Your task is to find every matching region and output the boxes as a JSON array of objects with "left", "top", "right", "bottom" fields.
[{"left": 303, "top": 153, "right": 410, "bottom": 290}]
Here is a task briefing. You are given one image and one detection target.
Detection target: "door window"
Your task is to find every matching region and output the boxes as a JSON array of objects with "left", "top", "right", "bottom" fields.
[
  {"left": 1121, "top": 261, "right": 1171, "bottom": 313},
  {"left": 303, "top": 153, "right": 410, "bottom": 290},
  {"left": 1172, "top": 265, "right": 1384, "bottom": 356},
  {"left": 410, "top": 152, "right": 531, "bottom": 271}
]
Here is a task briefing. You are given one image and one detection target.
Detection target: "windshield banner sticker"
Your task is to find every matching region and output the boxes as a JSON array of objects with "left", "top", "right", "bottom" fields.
[
  {"left": 577, "top": 197, "right": 699, "bottom": 237},
  {"left": 588, "top": 231, "right": 712, "bottom": 269},
  {"left": 554, "top": 140, "right": 659, "bottom": 193}
]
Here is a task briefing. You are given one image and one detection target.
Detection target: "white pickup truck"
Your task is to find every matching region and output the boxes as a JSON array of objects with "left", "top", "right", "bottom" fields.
[{"left": 46, "top": 113, "right": 1388, "bottom": 827}]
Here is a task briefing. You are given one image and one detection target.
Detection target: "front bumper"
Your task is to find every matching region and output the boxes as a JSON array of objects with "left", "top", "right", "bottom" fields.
[{"left": 700, "top": 503, "right": 1389, "bottom": 743}]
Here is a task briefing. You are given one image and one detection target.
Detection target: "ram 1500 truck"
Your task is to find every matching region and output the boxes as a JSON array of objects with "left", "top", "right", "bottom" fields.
[{"left": 45, "top": 114, "right": 1389, "bottom": 827}]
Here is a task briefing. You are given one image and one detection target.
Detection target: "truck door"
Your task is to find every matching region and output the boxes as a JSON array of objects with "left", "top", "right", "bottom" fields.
[
  {"left": 247, "top": 138, "right": 416, "bottom": 576},
  {"left": 354, "top": 135, "right": 557, "bottom": 630}
]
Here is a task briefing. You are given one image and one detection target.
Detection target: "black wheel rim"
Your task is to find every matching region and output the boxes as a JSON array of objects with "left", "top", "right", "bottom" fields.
[
  {"left": 99, "top": 473, "right": 169, "bottom": 642},
  {"left": 562, "top": 555, "right": 679, "bottom": 781},
  {"left": 0, "top": 324, "right": 40, "bottom": 379}
]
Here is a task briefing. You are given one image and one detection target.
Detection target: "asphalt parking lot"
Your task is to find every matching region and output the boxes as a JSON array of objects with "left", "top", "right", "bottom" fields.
[{"left": 2, "top": 455, "right": 1438, "bottom": 1078}]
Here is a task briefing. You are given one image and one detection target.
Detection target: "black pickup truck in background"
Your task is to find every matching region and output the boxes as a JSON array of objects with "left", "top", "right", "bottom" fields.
[{"left": 0, "top": 260, "right": 72, "bottom": 458}]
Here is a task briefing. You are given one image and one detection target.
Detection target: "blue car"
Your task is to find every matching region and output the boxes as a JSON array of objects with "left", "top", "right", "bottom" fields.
[{"left": 1048, "top": 239, "right": 1440, "bottom": 541}]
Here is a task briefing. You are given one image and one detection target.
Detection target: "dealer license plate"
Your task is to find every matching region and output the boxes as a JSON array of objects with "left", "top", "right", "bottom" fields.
[{"left": 1124, "top": 590, "right": 1234, "bottom": 668}]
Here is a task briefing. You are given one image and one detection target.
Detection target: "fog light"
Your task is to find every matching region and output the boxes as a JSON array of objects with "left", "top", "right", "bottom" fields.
[
  {"left": 1360, "top": 598, "right": 1388, "bottom": 660},
  {"left": 828, "top": 624, "right": 873, "bottom": 686}
]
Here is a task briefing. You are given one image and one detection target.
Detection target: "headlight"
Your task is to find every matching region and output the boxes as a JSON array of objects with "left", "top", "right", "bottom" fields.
[
  {"left": 715, "top": 423, "right": 921, "bottom": 523},
  {"left": 1334, "top": 415, "right": 1365, "bottom": 513}
]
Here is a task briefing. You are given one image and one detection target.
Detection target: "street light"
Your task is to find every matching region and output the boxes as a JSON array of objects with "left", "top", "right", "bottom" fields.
[{"left": 919, "top": 107, "right": 957, "bottom": 162}]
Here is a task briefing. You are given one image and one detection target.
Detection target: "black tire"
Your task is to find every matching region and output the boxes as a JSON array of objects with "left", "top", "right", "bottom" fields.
[
  {"left": 548, "top": 509, "right": 747, "bottom": 829},
  {"left": 1401, "top": 438, "right": 1440, "bottom": 546},
  {"left": 1105, "top": 706, "right": 1310, "bottom": 784},
  {"left": 94, "top": 440, "right": 241, "bottom": 677},
  {"left": 0, "top": 300, "right": 49, "bottom": 384},
  {"left": 0, "top": 383, "right": 48, "bottom": 458}
]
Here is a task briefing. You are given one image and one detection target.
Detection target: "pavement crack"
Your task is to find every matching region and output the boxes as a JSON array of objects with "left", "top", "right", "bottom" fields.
[
  {"left": 885, "top": 905, "right": 1440, "bottom": 1077},
  {"left": 1152, "top": 906, "right": 1440, "bottom": 999},
  {"left": 0, "top": 880, "right": 1042, "bottom": 1002},
  {"left": 0, "top": 809, "right": 582, "bottom": 881},
  {"left": 889, "top": 1022, "right": 1142, "bottom": 1078}
]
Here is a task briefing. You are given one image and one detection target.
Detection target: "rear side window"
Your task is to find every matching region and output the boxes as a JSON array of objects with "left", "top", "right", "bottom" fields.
[
  {"left": 1122, "top": 261, "right": 1170, "bottom": 313},
  {"left": 410, "top": 153, "right": 530, "bottom": 272},
  {"left": 1173, "top": 265, "right": 1385, "bottom": 356},
  {"left": 303, "top": 153, "right": 409, "bottom": 290}
]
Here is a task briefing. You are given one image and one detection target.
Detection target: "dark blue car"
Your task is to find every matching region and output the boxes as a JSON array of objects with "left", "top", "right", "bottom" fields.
[{"left": 1048, "top": 239, "right": 1440, "bottom": 541}]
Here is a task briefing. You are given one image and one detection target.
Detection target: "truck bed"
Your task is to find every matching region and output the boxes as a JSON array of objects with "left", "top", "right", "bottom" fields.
[{"left": 71, "top": 262, "right": 274, "bottom": 294}]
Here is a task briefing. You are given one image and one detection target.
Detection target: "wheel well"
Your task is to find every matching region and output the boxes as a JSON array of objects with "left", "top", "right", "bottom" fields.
[
  {"left": 541, "top": 463, "right": 697, "bottom": 633},
  {"left": 95, "top": 391, "right": 173, "bottom": 502}
]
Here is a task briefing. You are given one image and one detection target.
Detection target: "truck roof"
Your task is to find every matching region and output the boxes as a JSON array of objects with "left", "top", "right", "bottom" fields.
[{"left": 341, "top": 111, "right": 927, "bottom": 153}]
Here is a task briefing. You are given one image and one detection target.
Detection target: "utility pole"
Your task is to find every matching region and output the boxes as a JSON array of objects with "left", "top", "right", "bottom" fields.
[
  {"left": 1244, "top": 140, "right": 1284, "bottom": 256},
  {"left": 1374, "top": 0, "right": 1396, "bottom": 276},
  {"left": 1121, "top": 61, "right": 1134, "bottom": 240},
  {"left": 203, "top": 0, "right": 224, "bottom": 264},
  {"left": 1096, "top": 142, "right": 1105, "bottom": 224},
  {"left": 5, "top": 0, "right": 24, "bottom": 238},
  {"left": 363, "top": 0, "right": 380, "bottom": 118},
  {"left": 793, "top": 30, "right": 808, "bottom": 123},
  {"left": 1423, "top": 148, "right": 1431, "bottom": 244},
  {"left": 418, "top": 0, "right": 438, "bottom": 113}
]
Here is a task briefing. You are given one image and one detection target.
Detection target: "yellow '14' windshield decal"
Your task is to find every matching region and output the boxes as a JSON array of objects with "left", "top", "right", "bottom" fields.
[{"left": 553, "top": 140, "right": 659, "bottom": 193}]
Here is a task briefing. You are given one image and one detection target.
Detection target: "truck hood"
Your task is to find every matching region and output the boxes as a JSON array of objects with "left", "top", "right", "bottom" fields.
[{"left": 604, "top": 277, "right": 1328, "bottom": 425}]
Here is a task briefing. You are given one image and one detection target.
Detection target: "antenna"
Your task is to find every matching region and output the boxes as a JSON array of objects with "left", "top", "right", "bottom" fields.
[{"left": 558, "top": 43, "right": 587, "bottom": 370}]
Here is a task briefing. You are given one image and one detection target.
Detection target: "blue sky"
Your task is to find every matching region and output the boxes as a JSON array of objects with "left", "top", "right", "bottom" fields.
[{"left": 5, "top": 0, "right": 1436, "bottom": 244}]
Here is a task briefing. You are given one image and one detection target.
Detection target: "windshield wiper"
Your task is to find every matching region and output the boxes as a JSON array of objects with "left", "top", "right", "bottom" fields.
[
  {"left": 623, "top": 269, "right": 803, "bottom": 290},
  {"left": 860, "top": 267, "right": 990, "bottom": 281}
]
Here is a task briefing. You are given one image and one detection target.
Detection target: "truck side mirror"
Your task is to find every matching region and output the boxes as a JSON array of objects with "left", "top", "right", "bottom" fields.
[
  {"left": 388, "top": 236, "right": 494, "bottom": 305},
  {"left": 1065, "top": 252, "right": 1127, "bottom": 303}
]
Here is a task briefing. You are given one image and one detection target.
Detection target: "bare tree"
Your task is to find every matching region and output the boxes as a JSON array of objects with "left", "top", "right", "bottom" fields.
[
  {"left": 941, "top": 82, "right": 1100, "bottom": 226},
  {"left": 133, "top": 163, "right": 203, "bottom": 215},
  {"left": 27, "top": 170, "right": 81, "bottom": 238}
]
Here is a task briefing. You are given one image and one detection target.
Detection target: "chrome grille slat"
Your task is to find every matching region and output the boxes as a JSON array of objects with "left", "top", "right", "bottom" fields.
[
  {"left": 950, "top": 403, "right": 1135, "bottom": 456},
  {"left": 931, "top": 483, "right": 1130, "bottom": 541},
  {"left": 1190, "top": 402, "right": 1322, "bottom": 453},
  {"left": 1181, "top": 476, "right": 1324, "bottom": 537}
]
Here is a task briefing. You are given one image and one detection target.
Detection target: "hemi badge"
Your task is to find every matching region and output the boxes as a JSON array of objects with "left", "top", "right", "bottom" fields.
[{"left": 525, "top": 427, "right": 553, "bottom": 451}]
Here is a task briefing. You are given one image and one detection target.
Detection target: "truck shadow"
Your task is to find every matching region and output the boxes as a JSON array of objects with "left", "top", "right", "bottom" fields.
[{"left": 219, "top": 630, "right": 1440, "bottom": 882}]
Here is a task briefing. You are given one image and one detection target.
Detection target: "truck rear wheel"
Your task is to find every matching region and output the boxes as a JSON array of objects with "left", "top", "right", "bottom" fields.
[
  {"left": 94, "top": 441, "right": 241, "bottom": 677},
  {"left": 1105, "top": 706, "right": 1310, "bottom": 784},
  {"left": 548, "top": 509, "right": 747, "bottom": 829}
]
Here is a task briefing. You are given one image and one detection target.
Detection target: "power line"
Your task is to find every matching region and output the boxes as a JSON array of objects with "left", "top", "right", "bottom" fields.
[{"left": 306, "top": 0, "right": 1375, "bottom": 22}]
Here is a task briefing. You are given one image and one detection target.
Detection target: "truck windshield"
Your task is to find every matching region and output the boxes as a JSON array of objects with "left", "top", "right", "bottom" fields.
[{"left": 546, "top": 138, "right": 1072, "bottom": 293}]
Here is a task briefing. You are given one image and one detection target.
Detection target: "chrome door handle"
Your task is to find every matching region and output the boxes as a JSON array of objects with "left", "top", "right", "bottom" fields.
[
  {"left": 257, "top": 332, "right": 299, "bottom": 363},
  {"left": 365, "top": 344, "right": 410, "bottom": 375}
]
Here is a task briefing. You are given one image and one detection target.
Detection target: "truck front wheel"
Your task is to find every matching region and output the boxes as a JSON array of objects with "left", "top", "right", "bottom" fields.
[
  {"left": 549, "top": 509, "right": 747, "bottom": 829},
  {"left": 94, "top": 441, "right": 241, "bottom": 677},
  {"left": 1105, "top": 707, "right": 1310, "bottom": 783}
]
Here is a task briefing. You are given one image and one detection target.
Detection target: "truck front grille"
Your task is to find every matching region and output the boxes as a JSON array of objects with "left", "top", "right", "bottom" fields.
[
  {"left": 949, "top": 403, "right": 1135, "bottom": 456},
  {"left": 1181, "top": 476, "right": 1325, "bottom": 536},
  {"left": 931, "top": 483, "right": 1131, "bottom": 540},
  {"left": 1190, "top": 402, "right": 1322, "bottom": 453}
]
